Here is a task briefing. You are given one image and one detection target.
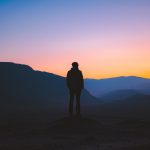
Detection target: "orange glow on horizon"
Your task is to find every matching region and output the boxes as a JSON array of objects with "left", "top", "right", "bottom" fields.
[
  {"left": 1, "top": 1, "right": 150, "bottom": 80},
  {"left": 33, "top": 65, "right": 150, "bottom": 79}
]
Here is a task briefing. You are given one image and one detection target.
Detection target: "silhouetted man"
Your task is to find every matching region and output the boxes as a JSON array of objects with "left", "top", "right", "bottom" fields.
[{"left": 66, "top": 62, "right": 84, "bottom": 117}]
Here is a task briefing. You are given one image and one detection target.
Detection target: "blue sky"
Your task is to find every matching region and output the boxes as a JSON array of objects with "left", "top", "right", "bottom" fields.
[{"left": 1, "top": 0, "right": 150, "bottom": 78}]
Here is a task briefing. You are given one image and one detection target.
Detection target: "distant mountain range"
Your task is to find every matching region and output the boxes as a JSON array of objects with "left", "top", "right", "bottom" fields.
[
  {"left": 95, "top": 93, "right": 150, "bottom": 118},
  {"left": 0, "top": 62, "right": 98, "bottom": 116},
  {"left": 100, "top": 89, "right": 140, "bottom": 102},
  {"left": 84, "top": 77, "right": 150, "bottom": 117},
  {"left": 0, "top": 62, "right": 150, "bottom": 119},
  {"left": 85, "top": 77, "right": 150, "bottom": 100}
]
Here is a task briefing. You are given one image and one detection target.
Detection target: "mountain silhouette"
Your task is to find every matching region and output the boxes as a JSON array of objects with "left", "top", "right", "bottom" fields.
[
  {"left": 101, "top": 89, "right": 140, "bottom": 102},
  {"left": 0, "top": 62, "right": 98, "bottom": 119},
  {"left": 117, "top": 93, "right": 150, "bottom": 118},
  {"left": 1, "top": 62, "right": 150, "bottom": 120},
  {"left": 1, "top": 62, "right": 150, "bottom": 150},
  {"left": 85, "top": 76, "right": 150, "bottom": 98},
  {"left": 97, "top": 93, "right": 150, "bottom": 118}
]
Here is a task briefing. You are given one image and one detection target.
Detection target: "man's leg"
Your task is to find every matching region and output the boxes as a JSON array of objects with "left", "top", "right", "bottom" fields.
[
  {"left": 69, "top": 90, "right": 74, "bottom": 116},
  {"left": 76, "top": 90, "right": 81, "bottom": 116}
]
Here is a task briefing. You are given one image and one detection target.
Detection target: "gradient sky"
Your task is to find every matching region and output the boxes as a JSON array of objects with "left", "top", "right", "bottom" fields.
[{"left": 0, "top": 0, "right": 150, "bottom": 79}]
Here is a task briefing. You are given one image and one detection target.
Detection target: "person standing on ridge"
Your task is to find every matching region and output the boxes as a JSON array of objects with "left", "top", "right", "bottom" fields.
[{"left": 66, "top": 62, "right": 84, "bottom": 117}]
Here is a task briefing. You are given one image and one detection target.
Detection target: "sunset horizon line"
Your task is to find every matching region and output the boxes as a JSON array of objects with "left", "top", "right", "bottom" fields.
[{"left": 1, "top": 61, "right": 150, "bottom": 80}]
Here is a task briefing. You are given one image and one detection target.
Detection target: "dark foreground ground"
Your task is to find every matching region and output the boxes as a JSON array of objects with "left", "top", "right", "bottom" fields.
[{"left": 1, "top": 114, "right": 150, "bottom": 150}]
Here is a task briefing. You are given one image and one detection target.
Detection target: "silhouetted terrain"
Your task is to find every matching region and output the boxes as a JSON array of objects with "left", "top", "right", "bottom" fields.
[
  {"left": 1, "top": 62, "right": 150, "bottom": 119},
  {"left": 85, "top": 76, "right": 150, "bottom": 98},
  {"left": 1, "top": 62, "right": 150, "bottom": 150},
  {"left": 1, "top": 116, "right": 150, "bottom": 150},
  {"left": 0, "top": 62, "right": 98, "bottom": 119},
  {"left": 100, "top": 89, "right": 140, "bottom": 102},
  {"left": 96, "top": 93, "right": 150, "bottom": 119},
  {"left": 85, "top": 76, "right": 150, "bottom": 118}
]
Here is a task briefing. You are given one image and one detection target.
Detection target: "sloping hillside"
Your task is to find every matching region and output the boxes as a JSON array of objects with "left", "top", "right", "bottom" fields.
[{"left": 0, "top": 62, "right": 98, "bottom": 116}]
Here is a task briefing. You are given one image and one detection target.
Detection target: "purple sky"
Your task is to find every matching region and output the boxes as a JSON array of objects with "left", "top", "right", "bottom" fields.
[{"left": 0, "top": 0, "right": 150, "bottom": 78}]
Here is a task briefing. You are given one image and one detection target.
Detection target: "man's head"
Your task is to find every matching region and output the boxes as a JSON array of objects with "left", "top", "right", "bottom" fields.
[{"left": 72, "top": 62, "right": 78, "bottom": 68}]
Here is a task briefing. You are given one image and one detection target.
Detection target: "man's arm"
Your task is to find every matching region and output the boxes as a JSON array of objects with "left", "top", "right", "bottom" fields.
[
  {"left": 66, "top": 71, "right": 70, "bottom": 88},
  {"left": 80, "top": 71, "right": 84, "bottom": 89}
]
